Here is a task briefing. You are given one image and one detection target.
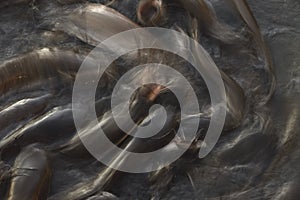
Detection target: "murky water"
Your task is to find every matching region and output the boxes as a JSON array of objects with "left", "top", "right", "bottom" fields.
[{"left": 0, "top": 0, "right": 299, "bottom": 199}]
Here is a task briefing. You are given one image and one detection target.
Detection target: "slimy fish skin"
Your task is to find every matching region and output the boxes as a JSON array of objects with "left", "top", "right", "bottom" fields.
[{"left": 6, "top": 145, "right": 51, "bottom": 200}]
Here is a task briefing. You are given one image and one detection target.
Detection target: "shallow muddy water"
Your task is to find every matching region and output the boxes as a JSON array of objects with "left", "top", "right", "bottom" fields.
[{"left": 0, "top": 0, "right": 299, "bottom": 199}]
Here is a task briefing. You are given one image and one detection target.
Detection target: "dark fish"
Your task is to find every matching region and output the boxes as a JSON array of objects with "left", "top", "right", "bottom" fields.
[
  {"left": 55, "top": 3, "right": 140, "bottom": 46},
  {"left": 0, "top": 48, "right": 87, "bottom": 154},
  {"left": 148, "top": 166, "right": 174, "bottom": 200},
  {"left": 230, "top": 0, "right": 276, "bottom": 104},
  {"left": 57, "top": 85, "right": 164, "bottom": 158},
  {"left": 52, "top": 2, "right": 244, "bottom": 132},
  {"left": 49, "top": 105, "right": 177, "bottom": 200},
  {"left": 0, "top": 107, "right": 76, "bottom": 151},
  {"left": 137, "top": 0, "right": 165, "bottom": 26},
  {"left": 6, "top": 145, "right": 51, "bottom": 200},
  {"left": 0, "top": 160, "right": 10, "bottom": 182},
  {"left": 120, "top": 106, "right": 178, "bottom": 152},
  {"left": 221, "top": 71, "right": 245, "bottom": 130},
  {"left": 174, "top": 0, "right": 240, "bottom": 43},
  {"left": 48, "top": 164, "right": 117, "bottom": 200},
  {"left": 187, "top": 35, "right": 246, "bottom": 131},
  {"left": 0, "top": 94, "right": 51, "bottom": 133}
]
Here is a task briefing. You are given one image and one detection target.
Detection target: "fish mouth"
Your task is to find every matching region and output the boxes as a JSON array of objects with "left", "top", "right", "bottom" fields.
[{"left": 137, "top": 0, "right": 164, "bottom": 26}]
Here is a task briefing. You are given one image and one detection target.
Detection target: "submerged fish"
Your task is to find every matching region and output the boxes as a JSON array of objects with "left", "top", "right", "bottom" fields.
[
  {"left": 0, "top": 94, "right": 51, "bottom": 134},
  {"left": 0, "top": 107, "right": 75, "bottom": 152},
  {"left": 57, "top": 84, "right": 164, "bottom": 158},
  {"left": 0, "top": 0, "right": 279, "bottom": 199},
  {"left": 174, "top": 0, "right": 240, "bottom": 43},
  {"left": 49, "top": 104, "right": 177, "bottom": 200},
  {"left": 230, "top": 0, "right": 276, "bottom": 104}
]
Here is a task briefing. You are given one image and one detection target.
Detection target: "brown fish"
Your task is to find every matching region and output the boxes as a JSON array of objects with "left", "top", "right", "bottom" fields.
[
  {"left": 0, "top": 48, "right": 84, "bottom": 95},
  {"left": 0, "top": 48, "right": 87, "bottom": 152},
  {"left": 55, "top": 3, "right": 140, "bottom": 46},
  {"left": 48, "top": 163, "right": 117, "bottom": 200},
  {"left": 230, "top": 0, "right": 276, "bottom": 104},
  {"left": 137, "top": 0, "right": 165, "bottom": 26},
  {"left": 174, "top": 0, "right": 240, "bottom": 43},
  {"left": 57, "top": 84, "right": 164, "bottom": 158},
  {"left": 186, "top": 34, "right": 246, "bottom": 131},
  {"left": 6, "top": 145, "right": 51, "bottom": 200},
  {"left": 221, "top": 70, "right": 246, "bottom": 130},
  {"left": 49, "top": 104, "right": 177, "bottom": 200}
]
